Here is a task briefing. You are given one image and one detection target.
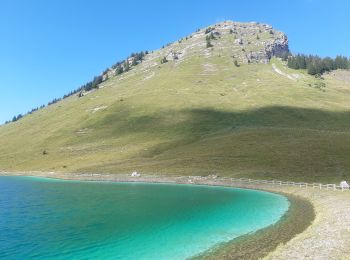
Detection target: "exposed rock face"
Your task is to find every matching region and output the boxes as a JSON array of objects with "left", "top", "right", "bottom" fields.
[
  {"left": 266, "top": 33, "right": 289, "bottom": 58},
  {"left": 146, "top": 20, "right": 290, "bottom": 67},
  {"left": 101, "top": 20, "right": 290, "bottom": 81},
  {"left": 215, "top": 21, "right": 289, "bottom": 64}
]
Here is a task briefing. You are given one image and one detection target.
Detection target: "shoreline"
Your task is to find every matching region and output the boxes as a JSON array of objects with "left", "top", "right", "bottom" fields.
[
  {"left": 1, "top": 171, "right": 350, "bottom": 259},
  {"left": 195, "top": 193, "right": 314, "bottom": 259}
]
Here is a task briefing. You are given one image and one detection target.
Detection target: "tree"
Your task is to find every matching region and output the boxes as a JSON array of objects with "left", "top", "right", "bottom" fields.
[
  {"left": 160, "top": 56, "right": 168, "bottom": 64},
  {"left": 124, "top": 60, "right": 130, "bottom": 72},
  {"left": 307, "top": 63, "right": 318, "bottom": 75},
  {"left": 335, "top": 55, "right": 349, "bottom": 69},
  {"left": 287, "top": 53, "right": 349, "bottom": 75},
  {"left": 115, "top": 66, "right": 123, "bottom": 75},
  {"left": 206, "top": 38, "right": 213, "bottom": 48},
  {"left": 322, "top": 57, "right": 335, "bottom": 71},
  {"left": 3, "top": 49, "right": 150, "bottom": 124},
  {"left": 205, "top": 27, "right": 214, "bottom": 34},
  {"left": 12, "top": 114, "right": 22, "bottom": 122},
  {"left": 207, "top": 32, "right": 215, "bottom": 40},
  {"left": 279, "top": 51, "right": 290, "bottom": 61},
  {"left": 205, "top": 34, "right": 215, "bottom": 48}
]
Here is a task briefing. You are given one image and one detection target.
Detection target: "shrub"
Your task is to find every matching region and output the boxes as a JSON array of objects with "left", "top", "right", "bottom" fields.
[
  {"left": 205, "top": 27, "right": 214, "bottom": 34},
  {"left": 206, "top": 38, "right": 213, "bottom": 48},
  {"left": 115, "top": 66, "right": 123, "bottom": 75},
  {"left": 160, "top": 56, "right": 168, "bottom": 64}
]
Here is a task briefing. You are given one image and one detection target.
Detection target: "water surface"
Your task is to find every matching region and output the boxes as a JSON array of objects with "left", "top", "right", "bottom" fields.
[{"left": 0, "top": 176, "right": 289, "bottom": 259}]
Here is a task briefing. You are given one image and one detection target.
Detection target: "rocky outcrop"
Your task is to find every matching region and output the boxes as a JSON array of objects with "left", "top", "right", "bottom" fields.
[
  {"left": 266, "top": 33, "right": 289, "bottom": 59},
  {"left": 103, "top": 20, "right": 290, "bottom": 82},
  {"left": 214, "top": 21, "right": 289, "bottom": 64}
]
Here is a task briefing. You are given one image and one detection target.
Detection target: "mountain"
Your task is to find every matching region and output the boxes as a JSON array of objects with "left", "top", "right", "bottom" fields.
[{"left": 1, "top": 21, "right": 350, "bottom": 183}]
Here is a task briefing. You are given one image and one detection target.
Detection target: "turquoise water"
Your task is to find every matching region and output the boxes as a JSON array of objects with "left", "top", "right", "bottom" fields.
[{"left": 0, "top": 176, "right": 289, "bottom": 259}]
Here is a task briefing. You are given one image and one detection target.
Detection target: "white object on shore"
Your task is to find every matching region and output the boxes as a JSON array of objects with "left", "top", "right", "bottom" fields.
[
  {"left": 340, "top": 181, "right": 349, "bottom": 189},
  {"left": 131, "top": 171, "right": 141, "bottom": 177}
]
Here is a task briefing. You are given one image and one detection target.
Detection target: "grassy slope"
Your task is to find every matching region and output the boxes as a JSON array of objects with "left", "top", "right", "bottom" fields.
[{"left": 1, "top": 53, "right": 350, "bottom": 183}]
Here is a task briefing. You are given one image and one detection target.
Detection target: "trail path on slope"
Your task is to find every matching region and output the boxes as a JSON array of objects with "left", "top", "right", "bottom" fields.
[{"left": 272, "top": 63, "right": 298, "bottom": 81}]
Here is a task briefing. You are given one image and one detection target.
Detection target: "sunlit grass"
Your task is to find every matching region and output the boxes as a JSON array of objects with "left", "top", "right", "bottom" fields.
[{"left": 1, "top": 56, "right": 350, "bottom": 183}]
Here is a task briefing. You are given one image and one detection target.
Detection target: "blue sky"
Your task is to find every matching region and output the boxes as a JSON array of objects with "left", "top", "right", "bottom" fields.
[{"left": 1, "top": 0, "right": 349, "bottom": 123}]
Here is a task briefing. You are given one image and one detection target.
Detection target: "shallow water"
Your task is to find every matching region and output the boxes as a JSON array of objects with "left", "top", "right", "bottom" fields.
[{"left": 0, "top": 176, "right": 289, "bottom": 259}]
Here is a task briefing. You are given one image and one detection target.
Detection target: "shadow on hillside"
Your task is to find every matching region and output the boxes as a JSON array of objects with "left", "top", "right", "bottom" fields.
[
  {"left": 86, "top": 105, "right": 350, "bottom": 142},
  {"left": 77, "top": 105, "right": 350, "bottom": 182}
]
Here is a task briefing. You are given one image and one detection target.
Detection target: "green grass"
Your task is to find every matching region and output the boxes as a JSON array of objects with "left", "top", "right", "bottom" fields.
[{"left": 1, "top": 54, "right": 350, "bottom": 183}]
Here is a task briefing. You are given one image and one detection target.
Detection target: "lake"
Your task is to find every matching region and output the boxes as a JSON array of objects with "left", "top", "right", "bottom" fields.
[{"left": 0, "top": 176, "right": 289, "bottom": 259}]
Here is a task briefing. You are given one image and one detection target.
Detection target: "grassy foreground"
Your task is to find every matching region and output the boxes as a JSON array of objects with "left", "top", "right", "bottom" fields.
[{"left": 1, "top": 54, "right": 350, "bottom": 183}]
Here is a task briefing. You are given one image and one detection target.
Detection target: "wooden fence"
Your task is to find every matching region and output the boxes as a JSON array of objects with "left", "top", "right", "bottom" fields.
[{"left": 218, "top": 177, "right": 350, "bottom": 192}]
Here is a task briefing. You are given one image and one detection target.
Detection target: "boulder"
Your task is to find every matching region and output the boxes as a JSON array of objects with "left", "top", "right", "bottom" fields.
[
  {"left": 131, "top": 171, "right": 141, "bottom": 177},
  {"left": 234, "top": 38, "right": 243, "bottom": 45},
  {"left": 340, "top": 181, "right": 349, "bottom": 189}
]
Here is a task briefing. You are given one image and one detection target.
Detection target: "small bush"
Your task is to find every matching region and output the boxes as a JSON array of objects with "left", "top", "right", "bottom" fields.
[
  {"left": 206, "top": 38, "right": 213, "bottom": 48},
  {"left": 205, "top": 27, "right": 214, "bottom": 34},
  {"left": 314, "top": 81, "right": 326, "bottom": 89},
  {"left": 160, "top": 56, "right": 168, "bottom": 64}
]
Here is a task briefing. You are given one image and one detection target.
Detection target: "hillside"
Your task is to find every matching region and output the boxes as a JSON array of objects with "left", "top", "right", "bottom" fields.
[{"left": 1, "top": 21, "right": 350, "bottom": 183}]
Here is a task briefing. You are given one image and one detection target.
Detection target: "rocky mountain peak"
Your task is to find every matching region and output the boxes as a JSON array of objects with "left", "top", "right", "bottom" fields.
[{"left": 103, "top": 21, "right": 289, "bottom": 80}]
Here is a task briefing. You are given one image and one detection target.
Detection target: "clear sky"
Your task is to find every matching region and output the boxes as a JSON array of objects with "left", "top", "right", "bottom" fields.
[{"left": 1, "top": 0, "right": 349, "bottom": 123}]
